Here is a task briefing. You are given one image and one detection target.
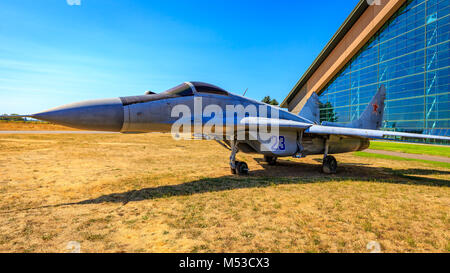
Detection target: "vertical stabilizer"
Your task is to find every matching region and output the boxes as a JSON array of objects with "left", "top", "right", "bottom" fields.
[
  {"left": 321, "top": 85, "right": 386, "bottom": 130},
  {"left": 298, "top": 92, "right": 320, "bottom": 124}
]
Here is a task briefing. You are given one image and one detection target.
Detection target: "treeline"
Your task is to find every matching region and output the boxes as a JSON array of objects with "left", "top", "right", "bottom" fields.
[
  {"left": 0, "top": 114, "right": 31, "bottom": 122},
  {"left": 261, "top": 96, "right": 279, "bottom": 106},
  {"left": 1, "top": 114, "right": 24, "bottom": 121}
]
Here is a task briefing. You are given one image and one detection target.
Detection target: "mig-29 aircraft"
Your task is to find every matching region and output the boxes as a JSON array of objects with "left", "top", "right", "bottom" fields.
[{"left": 8, "top": 82, "right": 450, "bottom": 175}]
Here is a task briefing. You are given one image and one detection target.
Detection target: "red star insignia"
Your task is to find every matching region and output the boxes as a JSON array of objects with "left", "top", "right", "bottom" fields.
[{"left": 372, "top": 103, "right": 379, "bottom": 113}]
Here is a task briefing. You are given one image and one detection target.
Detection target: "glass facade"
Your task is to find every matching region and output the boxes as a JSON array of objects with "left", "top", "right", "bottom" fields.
[{"left": 319, "top": 0, "right": 450, "bottom": 136}]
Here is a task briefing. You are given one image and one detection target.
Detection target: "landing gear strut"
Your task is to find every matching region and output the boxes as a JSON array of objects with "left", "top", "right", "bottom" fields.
[
  {"left": 264, "top": 155, "right": 277, "bottom": 166},
  {"left": 230, "top": 140, "right": 249, "bottom": 175},
  {"left": 322, "top": 137, "right": 337, "bottom": 174}
]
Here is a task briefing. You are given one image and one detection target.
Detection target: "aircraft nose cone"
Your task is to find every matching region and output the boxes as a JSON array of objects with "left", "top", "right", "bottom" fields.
[{"left": 33, "top": 98, "right": 124, "bottom": 132}]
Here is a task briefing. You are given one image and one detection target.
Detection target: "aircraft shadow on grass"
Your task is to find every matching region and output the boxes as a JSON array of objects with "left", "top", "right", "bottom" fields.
[
  {"left": 2, "top": 160, "right": 448, "bottom": 215},
  {"left": 67, "top": 160, "right": 450, "bottom": 206}
]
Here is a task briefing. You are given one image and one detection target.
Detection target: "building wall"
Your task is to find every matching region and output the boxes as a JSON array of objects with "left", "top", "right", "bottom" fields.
[
  {"left": 288, "top": 0, "right": 406, "bottom": 113},
  {"left": 319, "top": 0, "right": 450, "bottom": 136}
]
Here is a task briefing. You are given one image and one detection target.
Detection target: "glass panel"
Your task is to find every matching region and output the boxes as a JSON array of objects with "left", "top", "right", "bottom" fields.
[
  {"left": 318, "top": 0, "right": 450, "bottom": 137},
  {"left": 192, "top": 82, "right": 228, "bottom": 96},
  {"left": 165, "top": 83, "right": 194, "bottom": 96}
]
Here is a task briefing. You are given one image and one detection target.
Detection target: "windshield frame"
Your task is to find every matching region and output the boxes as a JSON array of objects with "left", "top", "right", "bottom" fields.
[
  {"left": 191, "top": 82, "right": 229, "bottom": 96},
  {"left": 164, "top": 82, "right": 195, "bottom": 97}
]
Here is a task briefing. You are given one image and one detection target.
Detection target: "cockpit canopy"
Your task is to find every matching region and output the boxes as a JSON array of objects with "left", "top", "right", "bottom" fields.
[
  {"left": 165, "top": 83, "right": 194, "bottom": 96},
  {"left": 121, "top": 82, "right": 229, "bottom": 106},
  {"left": 191, "top": 82, "right": 228, "bottom": 96},
  {"left": 165, "top": 82, "right": 229, "bottom": 96}
]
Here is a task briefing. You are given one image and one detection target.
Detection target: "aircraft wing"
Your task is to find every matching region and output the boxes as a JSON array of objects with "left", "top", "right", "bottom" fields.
[
  {"left": 239, "top": 117, "right": 312, "bottom": 130},
  {"left": 305, "top": 125, "right": 450, "bottom": 141},
  {"left": 197, "top": 117, "right": 312, "bottom": 140}
]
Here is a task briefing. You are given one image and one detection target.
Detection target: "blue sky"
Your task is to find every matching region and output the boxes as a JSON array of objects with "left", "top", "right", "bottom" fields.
[{"left": 0, "top": 0, "right": 359, "bottom": 114}]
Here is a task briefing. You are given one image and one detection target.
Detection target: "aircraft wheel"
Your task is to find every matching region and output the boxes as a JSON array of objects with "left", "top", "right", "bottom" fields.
[
  {"left": 236, "top": 161, "right": 249, "bottom": 175},
  {"left": 230, "top": 161, "right": 240, "bottom": 174},
  {"left": 264, "top": 156, "right": 277, "bottom": 166},
  {"left": 322, "top": 156, "right": 337, "bottom": 174}
]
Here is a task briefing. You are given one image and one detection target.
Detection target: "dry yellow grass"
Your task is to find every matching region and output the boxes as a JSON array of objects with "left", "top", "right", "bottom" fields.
[
  {"left": 0, "top": 127, "right": 449, "bottom": 253},
  {"left": 0, "top": 121, "right": 78, "bottom": 131}
]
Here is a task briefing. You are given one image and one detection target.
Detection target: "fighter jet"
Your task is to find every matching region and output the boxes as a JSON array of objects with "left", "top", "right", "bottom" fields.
[{"left": 7, "top": 81, "right": 450, "bottom": 175}]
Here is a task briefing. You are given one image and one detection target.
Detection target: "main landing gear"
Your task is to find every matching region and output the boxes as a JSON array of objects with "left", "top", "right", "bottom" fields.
[
  {"left": 230, "top": 140, "right": 249, "bottom": 175},
  {"left": 264, "top": 155, "right": 277, "bottom": 166},
  {"left": 322, "top": 137, "right": 337, "bottom": 174},
  {"left": 322, "top": 155, "right": 337, "bottom": 174}
]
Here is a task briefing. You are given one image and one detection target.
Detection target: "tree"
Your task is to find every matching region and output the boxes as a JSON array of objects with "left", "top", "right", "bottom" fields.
[
  {"left": 0, "top": 114, "right": 25, "bottom": 122},
  {"left": 319, "top": 102, "right": 338, "bottom": 122},
  {"left": 261, "top": 96, "right": 279, "bottom": 106}
]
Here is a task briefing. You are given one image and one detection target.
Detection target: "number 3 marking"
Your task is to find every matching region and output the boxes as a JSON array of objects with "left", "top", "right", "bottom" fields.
[
  {"left": 278, "top": 136, "right": 285, "bottom": 151},
  {"left": 270, "top": 136, "right": 286, "bottom": 151}
]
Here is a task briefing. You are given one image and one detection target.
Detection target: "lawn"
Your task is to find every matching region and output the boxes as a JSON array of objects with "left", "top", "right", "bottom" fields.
[
  {"left": 354, "top": 151, "right": 450, "bottom": 169},
  {"left": 0, "top": 120, "right": 76, "bottom": 131},
  {"left": 0, "top": 132, "right": 449, "bottom": 253},
  {"left": 369, "top": 141, "right": 450, "bottom": 158}
]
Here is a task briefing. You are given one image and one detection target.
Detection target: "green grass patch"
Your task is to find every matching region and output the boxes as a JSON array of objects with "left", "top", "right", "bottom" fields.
[
  {"left": 355, "top": 151, "right": 450, "bottom": 169},
  {"left": 369, "top": 141, "right": 450, "bottom": 158}
]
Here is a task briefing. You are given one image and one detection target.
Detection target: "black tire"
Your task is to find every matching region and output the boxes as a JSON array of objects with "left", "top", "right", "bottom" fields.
[
  {"left": 322, "top": 156, "right": 337, "bottom": 174},
  {"left": 264, "top": 156, "right": 277, "bottom": 166},
  {"left": 236, "top": 161, "right": 249, "bottom": 175},
  {"left": 231, "top": 161, "right": 240, "bottom": 174}
]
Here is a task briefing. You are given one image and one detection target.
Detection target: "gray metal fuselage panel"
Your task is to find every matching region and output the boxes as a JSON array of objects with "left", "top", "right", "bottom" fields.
[{"left": 120, "top": 92, "right": 370, "bottom": 157}]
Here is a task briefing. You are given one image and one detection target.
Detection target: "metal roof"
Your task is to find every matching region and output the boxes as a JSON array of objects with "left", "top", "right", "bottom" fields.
[{"left": 281, "top": 0, "right": 369, "bottom": 108}]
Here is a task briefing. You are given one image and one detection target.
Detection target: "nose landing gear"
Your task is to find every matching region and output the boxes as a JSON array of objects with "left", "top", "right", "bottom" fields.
[
  {"left": 235, "top": 161, "right": 249, "bottom": 175},
  {"left": 230, "top": 140, "right": 249, "bottom": 175}
]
